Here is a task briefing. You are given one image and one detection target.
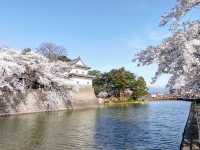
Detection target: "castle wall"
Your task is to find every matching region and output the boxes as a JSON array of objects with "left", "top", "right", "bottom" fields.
[
  {"left": 70, "top": 86, "right": 98, "bottom": 109},
  {"left": 0, "top": 87, "right": 98, "bottom": 116}
]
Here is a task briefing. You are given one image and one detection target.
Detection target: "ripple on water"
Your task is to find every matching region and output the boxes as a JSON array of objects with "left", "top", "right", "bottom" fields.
[{"left": 0, "top": 101, "right": 190, "bottom": 150}]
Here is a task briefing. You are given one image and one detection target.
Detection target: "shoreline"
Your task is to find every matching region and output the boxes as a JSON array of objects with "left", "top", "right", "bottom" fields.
[
  {"left": 104, "top": 100, "right": 147, "bottom": 106},
  {"left": 0, "top": 104, "right": 100, "bottom": 117},
  {"left": 0, "top": 99, "right": 187, "bottom": 117}
]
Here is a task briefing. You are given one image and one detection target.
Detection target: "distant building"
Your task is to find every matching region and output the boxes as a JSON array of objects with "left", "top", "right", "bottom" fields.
[{"left": 68, "top": 57, "right": 94, "bottom": 87}]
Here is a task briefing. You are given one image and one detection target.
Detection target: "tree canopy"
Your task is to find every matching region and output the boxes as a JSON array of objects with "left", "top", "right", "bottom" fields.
[
  {"left": 89, "top": 68, "right": 148, "bottom": 99},
  {"left": 134, "top": 0, "right": 200, "bottom": 95},
  {"left": 21, "top": 48, "right": 32, "bottom": 54},
  {"left": 160, "top": 0, "right": 200, "bottom": 26},
  {"left": 37, "top": 42, "right": 67, "bottom": 61},
  {"left": 0, "top": 48, "right": 72, "bottom": 110}
]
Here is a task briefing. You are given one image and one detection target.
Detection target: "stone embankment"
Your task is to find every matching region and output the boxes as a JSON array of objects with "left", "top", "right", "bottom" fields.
[
  {"left": 180, "top": 101, "right": 200, "bottom": 150},
  {"left": 0, "top": 86, "right": 98, "bottom": 116}
]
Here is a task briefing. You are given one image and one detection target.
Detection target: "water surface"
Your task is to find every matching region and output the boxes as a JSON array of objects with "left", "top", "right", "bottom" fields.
[{"left": 0, "top": 101, "right": 190, "bottom": 150}]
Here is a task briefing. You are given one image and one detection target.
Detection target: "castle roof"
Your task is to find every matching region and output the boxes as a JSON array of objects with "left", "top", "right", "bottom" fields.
[{"left": 68, "top": 57, "right": 91, "bottom": 69}]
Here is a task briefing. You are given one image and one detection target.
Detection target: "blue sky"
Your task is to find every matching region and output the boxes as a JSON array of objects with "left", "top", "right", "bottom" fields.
[{"left": 0, "top": 0, "right": 185, "bottom": 87}]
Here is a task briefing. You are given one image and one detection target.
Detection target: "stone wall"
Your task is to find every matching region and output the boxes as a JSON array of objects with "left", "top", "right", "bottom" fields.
[
  {"left": 70, "top": 86, "right": 98, "bottom": 109},
  {"left": 0, "top": 87, "right": 98, "bottom": 116}
]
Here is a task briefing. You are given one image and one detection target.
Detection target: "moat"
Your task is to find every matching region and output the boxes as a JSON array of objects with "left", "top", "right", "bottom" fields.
[{"left": 0, "top": 101, "right": 190, "bottom": 150}]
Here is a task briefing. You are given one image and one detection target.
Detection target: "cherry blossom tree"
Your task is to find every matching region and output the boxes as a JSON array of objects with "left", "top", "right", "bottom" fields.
[
  {"left": 160, "top": 0, "right": 200, "bottom": 26},
  {"left": 0, "top": 48, "right": 72, "bottom": 112},
  {"left": 133, "top": 0, "right": 200, "bottom": 95}
]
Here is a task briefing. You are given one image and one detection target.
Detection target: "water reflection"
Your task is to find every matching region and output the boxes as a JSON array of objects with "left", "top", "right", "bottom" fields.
[
  {"left": 94, "top": 101, "right": 190, "bottom": 150},
  {"left": 94, "top": 104, "right": 151, "bottom": 150},
  {"left": 0, "top": 101, "right": 190, "bottom": 150}
]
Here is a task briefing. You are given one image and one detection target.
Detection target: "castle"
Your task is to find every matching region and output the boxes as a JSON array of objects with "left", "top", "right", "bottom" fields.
[
  {"left": 68, "top": 57, "right": 94, "bottom": 87},
  {"left": 66, "top": 57, "right": 97, "bottom": 108}
]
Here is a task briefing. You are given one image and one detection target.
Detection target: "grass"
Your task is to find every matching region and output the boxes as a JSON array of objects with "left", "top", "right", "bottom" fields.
[{"left": 104, "top": 97, "right": 147, "bottom": 106}]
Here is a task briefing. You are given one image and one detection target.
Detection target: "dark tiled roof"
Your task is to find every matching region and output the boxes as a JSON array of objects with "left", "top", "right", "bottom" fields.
[
  {"left": 68, "top": 73, "right": 95, "bottom": 79},
  {"left": 68, "top": 57, "right": 90, "bottom": 69},
  {"left": 68, "top": 57, "right": 81, "bottom": 65}
]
